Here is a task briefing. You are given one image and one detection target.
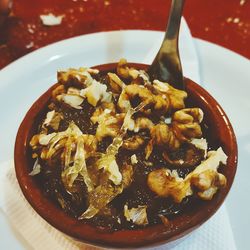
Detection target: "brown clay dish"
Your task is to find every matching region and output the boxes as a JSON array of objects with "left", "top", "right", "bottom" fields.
[{"left": 14, "top": 63, "right": 237, "bottom": 248}]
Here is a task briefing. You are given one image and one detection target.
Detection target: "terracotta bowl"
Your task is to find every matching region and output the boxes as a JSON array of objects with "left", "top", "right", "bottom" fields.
[{"left": 14, "top": 63, "right": 237, "bottom": 248}]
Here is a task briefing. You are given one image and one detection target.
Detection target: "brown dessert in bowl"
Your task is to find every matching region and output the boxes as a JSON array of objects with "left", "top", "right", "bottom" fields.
[{"left": 15, "top": 59, "right": 237, "bottom": 248}]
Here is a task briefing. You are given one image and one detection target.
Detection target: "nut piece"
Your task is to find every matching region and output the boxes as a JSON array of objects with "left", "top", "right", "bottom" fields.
[
  {"left": 151, "top": 123, "right": 179, "bottom": 148},
  {"left": 172, "top": 108, "right": 203, "bottom": 139},
  {"left": 145, "top": 108, "right": 203, "bottom": 158},
  {"left": 118, "top": 84, "right": 170, "bottom": 114},
  {"left": 147, "top": 168, "right": 192, "bottom": 203},
  {"left": 147, "top": 147, "right": 227, "bottom": 203},
  {"left": 57, "top": 93, "right": 84, "bottom": 109},
  {"left": 153, "top": 80, "right": 187, "bottom": 110},
  {"left": 52, "top": 85, "right": 65, "bottom": 100},
  {"left": 118, "top": 84, "right": 153, "bottom": 112},
  {"left": 57, "top": 67, "right": 94, "bottom": 87},
  {"left": 80, "top": 80, "right": 112, "bottom": 107},
  {"left": 123, "top": 135, "right": 145, "bottom": 150},
  {"left": 191, "top": 169, "right": 227, "bottom": 200},
  {"left": 134, "top": 117, "right": 154, "bottom": 132},
  {"left": 117, "top": 58, "right": 139, "bottom": 79}
]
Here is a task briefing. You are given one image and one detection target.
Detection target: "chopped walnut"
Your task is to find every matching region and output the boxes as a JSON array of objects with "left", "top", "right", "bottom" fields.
[
  {"left": 80, "top": 80, "right": 112, "bottom": 107},
  {"left": 191, "top": 169, "right": 227, "bottom": 200},
  {"left": 123, "top": 135, "right": 145, "bottom": 150},
  {"left": 153, "top": 80, "right": 187, "bottom": 110},
  {"left": 117, "top": 58, "right": 130, "bottom": 79},
  {"left": 147, "top": 147, "right": 227, "bottom": 202},
  {"left": 146, "top": 108, "right": 203, "bottom": 158},
  {"left": 172, "top": 108, "right": 203, "bottom": 139},
  {"left": 147, "top": 168, "right": 191, "bottom": 202},
  {"left": 118, "top": 84, "right": 169, "bottom": 114},
  {"left": 56, "top": 93, "right": 84, "bottom": 109},
  {"left": 57, "top": 68, "right": 94, "bottom": 87},
  {"left": 55, "top": 68, "right": 113, "bottom": 108},
  {"left": 153, "top": 94, "right": 170, "bottom": 114},
  {"left": 134, "top": 117, "right": 154, "bottom": 132},
  {"left": 91, "top": 102, "right": 116, "bottom": 123},
  {"left": 117, "top": 58, "right": 139, "bottom": 79},
  {"left": 118, "top": 84, "right": 152, "bottom": 112},
  {"left": 116, "top": 59, "right": 150, "bottom": 86},
  {"left": 150, "top": 123, "right": 179, "bottom": 148},
  {"left": 52, "top": 85, "right": 65, "bottom": 100}
]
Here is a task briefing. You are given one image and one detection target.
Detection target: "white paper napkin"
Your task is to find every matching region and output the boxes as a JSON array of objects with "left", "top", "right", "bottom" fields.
[{"left": 0, "top": 159, "right": 236, "bottom": 250}]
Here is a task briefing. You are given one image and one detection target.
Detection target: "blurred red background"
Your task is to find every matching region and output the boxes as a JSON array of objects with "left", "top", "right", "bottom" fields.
[{"left": 0, "top": 0, "right": 249, "bottom": 69}]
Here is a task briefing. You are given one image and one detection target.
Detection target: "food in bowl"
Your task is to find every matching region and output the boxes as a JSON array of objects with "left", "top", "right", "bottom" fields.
[{"left": 28, "top": 59, "right": 229, "bottom": 231}]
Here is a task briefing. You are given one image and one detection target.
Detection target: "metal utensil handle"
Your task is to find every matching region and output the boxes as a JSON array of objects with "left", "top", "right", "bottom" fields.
[
  {"left": 148, "top": 0, "right": 185, "bottom": 89},
  {"left": 165, "top": 0, "right": 185, "bottom": 43}
]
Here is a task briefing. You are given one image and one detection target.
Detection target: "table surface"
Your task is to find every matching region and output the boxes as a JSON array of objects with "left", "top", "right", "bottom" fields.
[{"left": 0, "top": 0, "right": 249, "bottom": 69}]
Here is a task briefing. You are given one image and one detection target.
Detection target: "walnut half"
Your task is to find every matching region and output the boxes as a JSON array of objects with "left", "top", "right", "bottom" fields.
[{"left": 145, "top": 108, "right": 203, "bottom": 159}]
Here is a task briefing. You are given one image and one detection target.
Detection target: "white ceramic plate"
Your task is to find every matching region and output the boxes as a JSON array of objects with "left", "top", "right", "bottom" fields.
[
  {"left": 195, "top": 39, "right": 250, "bottom": 250},
  {"left": 0, "top": 30, "right": 249, "bottom": 250}
]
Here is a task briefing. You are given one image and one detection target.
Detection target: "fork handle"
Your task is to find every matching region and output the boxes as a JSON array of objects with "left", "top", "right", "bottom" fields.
[{"left": 148, "top": 0, "right": 185, "bottom": 90}]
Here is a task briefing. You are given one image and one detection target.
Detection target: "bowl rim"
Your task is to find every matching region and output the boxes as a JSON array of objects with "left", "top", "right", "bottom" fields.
[{"left": 14, "top": 63, "right": 238, "bottom": 248}]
